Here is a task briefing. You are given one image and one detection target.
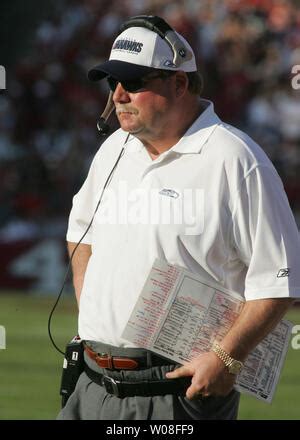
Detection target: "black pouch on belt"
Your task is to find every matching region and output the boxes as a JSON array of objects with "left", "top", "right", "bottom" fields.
[{"left": 59, "top": 336, "right": 84, "bottom": 408}]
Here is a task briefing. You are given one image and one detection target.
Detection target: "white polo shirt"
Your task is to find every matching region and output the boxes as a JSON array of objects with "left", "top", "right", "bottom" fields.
[{"left": 67, "top": 100, "right": 300, "bottom": 347}]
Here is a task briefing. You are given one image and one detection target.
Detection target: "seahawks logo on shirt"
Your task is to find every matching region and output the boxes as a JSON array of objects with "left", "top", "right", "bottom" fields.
[{"left": 159, "top": 188, "right": 179, "bottom": 199}]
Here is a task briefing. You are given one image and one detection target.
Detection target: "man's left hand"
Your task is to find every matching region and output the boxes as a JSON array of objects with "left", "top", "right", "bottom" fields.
[{"left": 166, "top": 351, "right": 236, "bottom": 400}]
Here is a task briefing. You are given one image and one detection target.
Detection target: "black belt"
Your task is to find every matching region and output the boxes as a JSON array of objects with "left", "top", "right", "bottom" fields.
[{"left": 85, "top": 364, "right": 191, "bottom": 398}]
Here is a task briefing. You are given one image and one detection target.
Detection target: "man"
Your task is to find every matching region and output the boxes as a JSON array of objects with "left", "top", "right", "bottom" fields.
[{"left": 58, "top": 16, "right": 300, "bottom": 420}]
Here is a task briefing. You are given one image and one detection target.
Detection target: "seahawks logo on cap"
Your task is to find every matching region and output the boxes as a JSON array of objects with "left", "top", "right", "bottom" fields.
[{"left": 113, "top": 39, "right": 143, "bottom": 53}]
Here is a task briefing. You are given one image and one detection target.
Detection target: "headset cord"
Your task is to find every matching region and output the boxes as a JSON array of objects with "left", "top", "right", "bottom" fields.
[{"left": 48, "top": 144, "right": 126, "bottom": 355}]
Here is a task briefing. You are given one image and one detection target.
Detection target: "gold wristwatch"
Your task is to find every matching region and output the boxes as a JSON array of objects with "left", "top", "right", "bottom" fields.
[{"left": 211, "top": 342, "right": 244, "bottom": 375}]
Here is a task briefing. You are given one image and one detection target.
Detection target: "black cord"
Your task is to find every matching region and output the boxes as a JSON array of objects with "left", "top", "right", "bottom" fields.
[{"left": 48, "top": 143, "right": 126, "bottom": 355}]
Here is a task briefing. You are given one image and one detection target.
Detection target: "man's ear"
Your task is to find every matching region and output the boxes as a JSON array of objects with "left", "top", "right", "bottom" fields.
[{"left": 174, "top": 72, "right": 189, "bottom": 98}]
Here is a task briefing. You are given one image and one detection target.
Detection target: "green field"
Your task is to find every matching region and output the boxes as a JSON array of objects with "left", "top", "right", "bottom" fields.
[{"left": 0, "top": 292, "right": 299, "bottom": 420}]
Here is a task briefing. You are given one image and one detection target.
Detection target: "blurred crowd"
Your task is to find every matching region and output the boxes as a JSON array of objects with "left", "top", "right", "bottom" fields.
[{"left": 1, "top": 0, "right": 300, "bottom": 245}]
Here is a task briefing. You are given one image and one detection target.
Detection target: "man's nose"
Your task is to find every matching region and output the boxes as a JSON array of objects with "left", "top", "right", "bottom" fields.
[{"left": 113, "top": 82, "right": 130, "bottom": 103}]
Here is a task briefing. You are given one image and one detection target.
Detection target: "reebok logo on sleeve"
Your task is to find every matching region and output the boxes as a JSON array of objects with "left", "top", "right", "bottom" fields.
[{"left": 277, "top": 268, "right": 290, "bottom": 278}]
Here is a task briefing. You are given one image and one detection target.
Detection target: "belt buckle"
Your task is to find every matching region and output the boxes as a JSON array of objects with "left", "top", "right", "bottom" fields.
[{"left": 102, "top": 375, "right": 122, "bottom": 397}]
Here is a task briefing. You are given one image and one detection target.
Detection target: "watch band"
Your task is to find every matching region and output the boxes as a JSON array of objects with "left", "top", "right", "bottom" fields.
[
  {"left": 211, "top": 342, "right": 244, "bottom": 375},
  {"left": 211, "top": 342, "right": 234, "bottom": 367}
]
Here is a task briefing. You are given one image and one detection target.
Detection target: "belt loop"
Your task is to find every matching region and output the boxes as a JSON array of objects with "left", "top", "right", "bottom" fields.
[
  {"left": 107, "top": 347, "right": 113, "bottom": 369},
  {"left": 107, "top": 355, "right": 113, "bottom": 369},
  {"left": 146, "top": 351, "right": 152, "bottom": 368}
]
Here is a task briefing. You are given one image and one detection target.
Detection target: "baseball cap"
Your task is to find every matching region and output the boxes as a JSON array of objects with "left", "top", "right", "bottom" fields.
[{"left": 88, "top": 26, "right": 197, "bottom": 82}]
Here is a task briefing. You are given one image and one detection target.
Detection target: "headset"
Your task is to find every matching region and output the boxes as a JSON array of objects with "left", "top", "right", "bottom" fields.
[
  {"left": 97, "top": 15, "right": 193, "bottom": 135},
  {"left": 48, "top": 15, "right": 193, "bottom": 355}
]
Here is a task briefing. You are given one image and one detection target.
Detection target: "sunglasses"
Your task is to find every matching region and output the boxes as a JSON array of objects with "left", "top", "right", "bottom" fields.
[{"left": 107, "top": 71, "right": 176, "bottom": 93}]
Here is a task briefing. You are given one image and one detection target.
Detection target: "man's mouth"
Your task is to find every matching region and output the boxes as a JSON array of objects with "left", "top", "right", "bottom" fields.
[{"left": 116, "top": 108, "right": 137, "bottom": 115}]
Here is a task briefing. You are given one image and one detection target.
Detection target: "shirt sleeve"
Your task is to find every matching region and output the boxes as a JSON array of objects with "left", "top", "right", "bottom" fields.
[
  {"left": 66, "top": 155, "right": 99, "bottom": 245},
  {"left": 232, "top": 164, "right": 300, "bottom": 300}
]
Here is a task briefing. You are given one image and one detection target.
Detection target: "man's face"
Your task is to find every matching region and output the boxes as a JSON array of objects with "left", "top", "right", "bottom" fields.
[{"left": 111, "top": 72, "right": 178, "bottom": 139}]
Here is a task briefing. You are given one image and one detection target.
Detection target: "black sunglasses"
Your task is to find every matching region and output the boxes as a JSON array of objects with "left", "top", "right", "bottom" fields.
[{"left": 107, "top": 71, "right": 176, "bottom": 93}]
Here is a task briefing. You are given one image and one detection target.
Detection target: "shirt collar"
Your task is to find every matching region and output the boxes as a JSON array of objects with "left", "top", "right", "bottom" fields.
[
  {"left": 171, "top": 99, "right": 221, "bottom": 154},
  {"left": 124, "top": 99, "right": 221, "bottom": 155}
]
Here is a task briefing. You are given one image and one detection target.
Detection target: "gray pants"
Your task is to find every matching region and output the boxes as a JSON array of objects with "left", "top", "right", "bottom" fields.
[{"left": 57, "top": 343, "right": 240, "bottom": 420}]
